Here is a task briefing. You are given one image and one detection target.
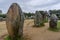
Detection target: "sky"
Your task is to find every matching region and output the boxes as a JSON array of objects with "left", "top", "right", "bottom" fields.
[{"left": 0, "top": 0, "right": 60, "bottom": 13}]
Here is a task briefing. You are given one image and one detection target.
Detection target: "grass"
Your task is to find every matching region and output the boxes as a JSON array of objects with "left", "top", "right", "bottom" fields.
[
  {"left": 33, "top": 23, "right": 45, "bottom": 27},
  {"left": 34, "top": 21, "right": 45, "bottom": 27},
  {"left": 48, "top": 20, "right": 60, "bottom": 32},
  {"left": 4, "top": 35, "right": 31, "bottom": 40},
  {"left": 48, "top": 28, "right": 59, "bottom": 32},
  {"left": 4, "top": 36, "right": 11, "bottom": 40},
  {"left": 4, "top": 36, "right": 23, "bottom": 40},
  {"left": 57, "top": 21, "right": 60, "bottom": 30}
]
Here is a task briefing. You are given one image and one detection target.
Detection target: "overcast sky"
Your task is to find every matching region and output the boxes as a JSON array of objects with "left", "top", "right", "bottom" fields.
[{"left": 0, "top": 0, "right": 60, "bottom": 13}]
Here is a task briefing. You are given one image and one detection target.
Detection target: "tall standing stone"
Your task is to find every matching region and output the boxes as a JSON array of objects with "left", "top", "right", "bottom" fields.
[
  {"left": 49, "top": 14, "right": 58, "bottom": 29},
  {"left": 44, "top": 11, "right": 48, "bottom": 22},
  {"left": 34, "top": 11, "right": 44, "bottom": 27},
  {"left": 6, "top": 3, "right": 24, "bottom": 40},
  {"left": 39, "top": 11, "right": 48, "bottom": 23}
]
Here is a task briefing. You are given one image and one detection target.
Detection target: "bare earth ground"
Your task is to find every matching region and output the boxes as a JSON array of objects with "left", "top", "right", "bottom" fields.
[{"left": 0, "top": 19, "right": 60, "bottom": 40}]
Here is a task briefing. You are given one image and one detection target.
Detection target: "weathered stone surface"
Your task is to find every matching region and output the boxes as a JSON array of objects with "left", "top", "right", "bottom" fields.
[
  {"left": 6, "top": 3, "right": 24, "bottom": 40},
  {"left": 0, "top": 17, "right": 3, "bottom": 21},
  {"left": 39, "top": 11, "right": 48, "bottom": 23},
  {"left": 34, "top": 11, "right": 44, "bottom": 27},
  {"left": 49, "top": 14, "right": 58, "bottom": 29},
  {"left": 43, "top": 11, "right": 48, "bottom": 22},
  {"left": 40, "top": 11, "right": 48, "bottom": 23}
]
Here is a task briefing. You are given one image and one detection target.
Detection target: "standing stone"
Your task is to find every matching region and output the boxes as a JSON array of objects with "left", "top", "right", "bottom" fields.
[
  {"left": 49, "top": 14, "right": 58, "bottom": 29},
  {"left": 34, "top": 11, "right": 44, "bottom": 27},
  {"left": 6, "top": 3, "right": 24, "bottom": 40},
  {"left": 39, "top": 11, "right": 44, "bottom": 23},
  {"left": 0, "top": 17, "right": 3, "bottom": 21},
  {"left": 40, "top": 11, "right": 48, "bottom": 23},
  {"left": 44, "top": 11, "right": 48, "bottom": 22}
]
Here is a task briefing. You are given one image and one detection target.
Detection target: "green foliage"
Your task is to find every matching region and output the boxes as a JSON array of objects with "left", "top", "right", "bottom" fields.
[
  {"left": 57, "top": 21, "right": 60, "bottom": 30},
  {"left": 49, "top": 10, "right": 60, "bottom": 14},
  {"left": 24, "top": 12, "right": 35, "bottom": 17},
  {"left": 48, "top": 28, "right": 59, "bottom": 32},
  {"left": 40, "top": 21, "right": 45, "bottom": 26},
  {"left": 44, "top": 18, "right": 48, "bottom": 23},
  {"left": 4, "top": 36, "right": 23, "bottom": 40},
  {"left": 0, "top": 14, "right": 6, "bottom": 18},
  {"left": 49, "top": 10, "right": 60, "bottom": 19},
  {"left": 4, "top": 35, "right": 31, "bottom": 40},
  {"left": 35, "top": 21, "right": 44, "bottom": 27},
  {"left": 4, "top": 36, "right": 11, "bottom": 40}
]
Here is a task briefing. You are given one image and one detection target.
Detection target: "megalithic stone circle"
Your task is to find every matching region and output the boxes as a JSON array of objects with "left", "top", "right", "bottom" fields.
[{"left": 6, "top": 3, "right": 24, "bottom": 40}]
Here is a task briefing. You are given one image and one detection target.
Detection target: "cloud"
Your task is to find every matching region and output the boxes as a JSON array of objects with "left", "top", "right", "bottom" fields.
[
  {"left": 21, "top": 0, "right": 60, "bottom": 12},
  {"left": 0, "top": 0, "right": 18, "bottom": 13},
  {"left": 0, "top": 0, "right": 60, "bottom": 13},
  {"left": 25, "top": 0, "right": 60, "bottom": 8},
  {"left": 0, "top": 0, "right": 5, "bottom": 3}
]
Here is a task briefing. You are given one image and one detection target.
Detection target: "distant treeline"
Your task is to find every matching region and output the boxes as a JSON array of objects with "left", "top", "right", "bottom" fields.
[
  {"left": 49, "top": 10, "right": 60, "bottom": 19},
  {"left": 0, "top": 9, "right": 60, "bottom": 18},
  {"left": 0, "top": 14, "right": 6, "bottom": 18},
  {"left": 24, "top": 12, "right": 35, "bottom": 17},
  {"left": 0, "top": 12, "right": 35, "bottom": 18}
]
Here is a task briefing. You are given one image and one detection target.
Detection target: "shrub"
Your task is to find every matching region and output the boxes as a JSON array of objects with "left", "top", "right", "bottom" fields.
[{"left": 0, "top": 14, "right": 6, "bottom": 18}]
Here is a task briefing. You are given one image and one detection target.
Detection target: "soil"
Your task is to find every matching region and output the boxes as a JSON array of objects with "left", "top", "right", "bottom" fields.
[{"left": 0, "top": 19, "right": 60, "bottom": 40}]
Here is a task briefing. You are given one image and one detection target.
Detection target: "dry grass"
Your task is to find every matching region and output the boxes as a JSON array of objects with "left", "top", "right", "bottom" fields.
[{"left": 0, "top": 19, "right": 60, "bottom": 40}]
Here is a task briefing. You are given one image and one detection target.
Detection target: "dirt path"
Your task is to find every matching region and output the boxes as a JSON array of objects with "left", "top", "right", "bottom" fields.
[
  {"left": 23, "top": 19, "right": 60, "bottom": 40},
  {"left": 0, "top": 20, "right": 60, "bottom": 40},
  {"left": 0, "top": 21, "right": 7, "bottom": 40}
]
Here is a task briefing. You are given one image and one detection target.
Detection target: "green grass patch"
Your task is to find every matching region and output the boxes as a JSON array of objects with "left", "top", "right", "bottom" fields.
[
  {"left": 33, "top": 23, "right": 45, "bottom": 27},
  {"left": 4, "top": 35, "right": 31, "bottom": 40},
  {"left": 33, "top": 21, "right": 45, "bottom": 27},
  {"left": 48, "top": 20, "right": 60, "bottom": 32},
  {"left": 4, "top": 36, "right": 11, "bottom": 40},
  {"left": 48, "top": 28, "right": 59, "bottom": 32},
  {"left": 4, "top": 36, "right": 23, "bottom": 40},
  {"left": 57, "top": 21, "right": 60, "bottom": 30},
  {"left": 44, "top": 18, "right": 48, "bottom": 23}
]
